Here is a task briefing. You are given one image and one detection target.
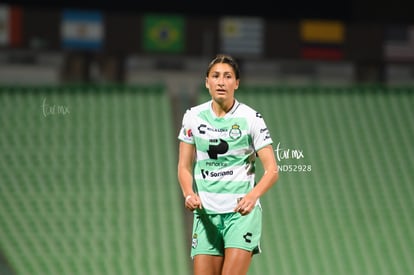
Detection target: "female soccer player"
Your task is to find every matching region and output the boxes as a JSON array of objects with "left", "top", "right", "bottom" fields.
[{"left": 177, "top": 54, "right": 279, "bottom": 275}]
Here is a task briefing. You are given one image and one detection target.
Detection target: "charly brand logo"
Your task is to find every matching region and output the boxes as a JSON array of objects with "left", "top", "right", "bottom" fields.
[
  {"left": 275, "top": 142, "right": 312, "bottom": 172},
  {"left": 42, "top": 98, "right": 70, "bottom": 117}
]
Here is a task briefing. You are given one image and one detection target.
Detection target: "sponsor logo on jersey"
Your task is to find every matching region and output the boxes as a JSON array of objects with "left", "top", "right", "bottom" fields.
[
  {"left": 182, "top": 127, "right": 192, "bottom": 137},
  {"left": 205, "top": 161, "right": 228, "bottom": 167},
  {"left": 260, "top": 128, "right": 268, "bottom": 133},
  {"left": 201, "top": 169, "right": 234, "bottom": 179},
  {"left": 198, "top": 124, "right": 228, "bottom": 135},
  {"left": 207, "top": 139, "right": 229, "bottom": 159},
  {"left": 260, "top": 127, "right": 271, "bottom": 141}
]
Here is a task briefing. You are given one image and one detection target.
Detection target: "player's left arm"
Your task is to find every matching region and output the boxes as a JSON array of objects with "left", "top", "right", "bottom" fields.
[
  {"left": 250, "top": 144, "right": 279, "bottom": 199},
  {"left": 235, "top": 144, "right": 278, "bottom": 214}
]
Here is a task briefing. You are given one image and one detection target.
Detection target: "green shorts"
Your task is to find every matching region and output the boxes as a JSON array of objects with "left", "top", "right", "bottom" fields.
[{"left": 190, "top": 206, "right": 262, "bottom": 258}]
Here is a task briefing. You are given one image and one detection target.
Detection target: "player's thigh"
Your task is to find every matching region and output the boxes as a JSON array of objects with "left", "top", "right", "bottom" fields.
[
  {"left": 222, "top": 248, "right": 252, "bottom": 275},
  {"left": 193, "top": 254, "right": 224, "bottom": 275}
]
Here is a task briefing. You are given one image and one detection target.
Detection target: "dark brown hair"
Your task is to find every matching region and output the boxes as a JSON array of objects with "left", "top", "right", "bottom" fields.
[{"left": 206, "top": 54, "right": 240, "bottom": 80}]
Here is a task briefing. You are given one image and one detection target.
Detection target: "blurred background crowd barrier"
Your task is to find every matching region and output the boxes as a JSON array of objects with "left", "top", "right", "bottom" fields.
[
  {"left": 0, "top": 1, "right": 413, "bottom": 275},
  {"left": 0, "top": 1, "right": 413, "bottom": 86}
]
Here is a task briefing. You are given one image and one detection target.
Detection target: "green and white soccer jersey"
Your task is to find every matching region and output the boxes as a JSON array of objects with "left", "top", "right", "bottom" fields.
[{"left": 178, "top": 99, "right": 273, "bottom": 214}]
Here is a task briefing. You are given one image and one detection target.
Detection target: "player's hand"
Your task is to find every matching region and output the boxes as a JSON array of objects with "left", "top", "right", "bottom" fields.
[
  {"left": 234, "top": 195, "right": 256, "bottom": 215},
  {"left": 184, "top": 194, "right": 202, "bottom": 211}
]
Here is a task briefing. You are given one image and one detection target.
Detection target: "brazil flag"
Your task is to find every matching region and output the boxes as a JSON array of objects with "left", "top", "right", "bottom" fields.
[{"left": 143, "top": 14, "right": 185, "bottom": 53}]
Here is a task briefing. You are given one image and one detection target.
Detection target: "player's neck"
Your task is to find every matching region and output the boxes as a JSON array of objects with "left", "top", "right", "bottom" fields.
[{"left": 211, "top": 99, "right": 235, "bottom": 117}]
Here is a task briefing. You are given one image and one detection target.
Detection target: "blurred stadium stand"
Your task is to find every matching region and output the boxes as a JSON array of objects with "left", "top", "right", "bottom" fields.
[
  {"left": 0, "top": 85, "right": 191, "bottom": 275},
  {"left": 1, "top": 85, "right": 413, "bottom": 275}
]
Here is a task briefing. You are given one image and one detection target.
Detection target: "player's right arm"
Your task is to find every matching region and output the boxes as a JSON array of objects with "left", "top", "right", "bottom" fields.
[{"left": 177, "top": 141, "right": 202, "bottom": 210}]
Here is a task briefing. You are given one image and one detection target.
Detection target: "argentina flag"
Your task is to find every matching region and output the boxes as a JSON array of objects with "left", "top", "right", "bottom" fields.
[{"left": 61, "top": 9, "right": 104, "bottom": 50}]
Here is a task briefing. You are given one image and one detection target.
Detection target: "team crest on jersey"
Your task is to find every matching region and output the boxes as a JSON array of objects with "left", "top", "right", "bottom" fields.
[
  {"left": 192, "top": 233, "right": 198, "bottom": 248},
  {"left": 229, "top": 124, "right": 242, "bottom": 140}
]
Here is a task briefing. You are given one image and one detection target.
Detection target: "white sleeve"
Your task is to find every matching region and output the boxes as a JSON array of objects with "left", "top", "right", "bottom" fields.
[
  {"left": 251, "top": 112, "right": 273, "bottom": 151},
  {"left": 177, "top": 109, "right": 195, "bottom": 144}
]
